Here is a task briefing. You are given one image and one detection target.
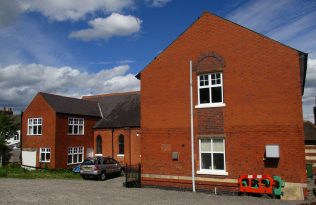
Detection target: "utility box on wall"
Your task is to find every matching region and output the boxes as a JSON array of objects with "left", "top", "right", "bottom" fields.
[{"left": 266, "top": 145, "right": 280, "bottom": 158}]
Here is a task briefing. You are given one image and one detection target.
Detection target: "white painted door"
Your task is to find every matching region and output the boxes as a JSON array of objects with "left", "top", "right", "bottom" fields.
[{"left": 22, "top": 150, "right": 36, "bottom": 170}]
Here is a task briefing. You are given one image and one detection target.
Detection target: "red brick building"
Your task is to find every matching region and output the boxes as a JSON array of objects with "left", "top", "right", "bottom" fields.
[
  {"left": 22, "top": 93, "right": 101, "bottom": 169},
  {"left": 84, "top": 92, "right": 141, "bottom": 165},
  {"left": 137, "top": 12, "right": 308, "bottom": 199},
  {"left": 304, "top": 120, "right": 316, "bottom": 173},
  {"left": 22, "top": 91, "right": 141, "bottom": 169}
]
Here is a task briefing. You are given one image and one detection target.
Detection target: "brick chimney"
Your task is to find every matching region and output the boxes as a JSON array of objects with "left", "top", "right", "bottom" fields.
[{"left": 0, "top": 107, "right": 13, "bottom": 116}]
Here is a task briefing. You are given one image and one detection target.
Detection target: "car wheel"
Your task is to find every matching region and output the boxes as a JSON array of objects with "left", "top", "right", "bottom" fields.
[
  {"left": 81, "top": 175, "right": 88, "bottom": 180},
  {"left": 99, "top": 172, "right": 106, "bottom": 181}
]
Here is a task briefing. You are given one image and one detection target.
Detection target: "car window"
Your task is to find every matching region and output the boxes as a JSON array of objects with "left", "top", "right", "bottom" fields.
[
  {"left": 103, "top": 158, "right": 111, "bottom": 164},
  {"left": 82, "top": 159, "right": 95, "bottom": 165},
  {"left": 96, "top": 157, "right": 102, "bottom": 165},
  {"left": 109, "top": 158, "right": 117, "bottom": 164}
]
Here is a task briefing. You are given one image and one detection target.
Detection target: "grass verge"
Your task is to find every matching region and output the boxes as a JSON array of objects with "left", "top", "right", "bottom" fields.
[{"left": 0, "top": 165, "right": 82, "bottom": 179}]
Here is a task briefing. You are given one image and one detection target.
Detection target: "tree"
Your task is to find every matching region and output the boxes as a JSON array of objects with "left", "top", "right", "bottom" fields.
[{"left": 0, "top": 112, "right": 18, "bottom": 167}]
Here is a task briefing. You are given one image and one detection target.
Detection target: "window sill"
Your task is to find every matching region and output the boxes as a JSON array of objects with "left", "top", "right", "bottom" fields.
[
  {"left": 117, "top": 154, "right": 124, "bottom": 157},
  {"left": 27, "top": 134, "right": 42, "bottom": 136},
  {"left": 196, "top": 170, "right": 228, "bottom": 176},
  {"left": 195, "top": 103, "right": 226, "bottom": 109},
  {"left": 68, "top": 134, "right": 84, "bottom": 136},
  {"left": 39, "top": 161, "right": 50, "bottom": 163}
]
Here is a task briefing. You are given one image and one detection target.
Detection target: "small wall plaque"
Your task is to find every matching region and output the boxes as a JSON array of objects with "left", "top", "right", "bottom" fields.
[{"left": 172, "top": 152, "right": 179, "bottom": 160}]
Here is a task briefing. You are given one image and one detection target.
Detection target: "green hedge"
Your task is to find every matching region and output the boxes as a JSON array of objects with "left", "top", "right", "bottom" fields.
[{"left": 0, "top": 165, "right": 81, "bottom": 179}]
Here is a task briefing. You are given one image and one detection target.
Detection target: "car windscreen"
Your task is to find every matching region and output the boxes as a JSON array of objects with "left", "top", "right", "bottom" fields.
[{"left": 82, "top": 159, "right": 95, "bottom": 165}]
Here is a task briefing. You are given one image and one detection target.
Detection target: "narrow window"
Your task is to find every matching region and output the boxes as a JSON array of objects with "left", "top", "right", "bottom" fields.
[
  {"left": 118, "top": 134, "right": 124, "bottom": 155},
  {"left": 96, "top": 135, "right": 102, "bottom": 154}
]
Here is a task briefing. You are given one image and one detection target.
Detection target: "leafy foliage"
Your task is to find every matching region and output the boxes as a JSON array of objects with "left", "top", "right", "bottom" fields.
[
  {"left": 0, "top": 165, "right": 82, "bottom": 179},
  {"left": 0, "top": 112, "right": 18, "bottom": 150}
]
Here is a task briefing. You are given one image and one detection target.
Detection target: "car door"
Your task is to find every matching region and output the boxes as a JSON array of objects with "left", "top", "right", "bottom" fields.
[
  {"left": 103, "top": 158, "right": 113, "bottom": 174},
  {"left": 109, "top": 158, "right": 120, "bottom": 173}
]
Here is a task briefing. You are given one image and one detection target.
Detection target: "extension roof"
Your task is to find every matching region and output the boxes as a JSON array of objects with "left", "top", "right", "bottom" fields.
[
  {"left": 83, "top": 91, "right": 140, "bottom": 129},
  {"left": 40, "top": 92, "right": 101, "bottom": 117},
  {"left": 135, "top": 11, "right": 308, "bottom": 95}
]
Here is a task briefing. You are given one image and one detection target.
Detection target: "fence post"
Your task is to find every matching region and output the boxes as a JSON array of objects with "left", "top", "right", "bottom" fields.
[
  {"left": 125, "top": 163, "right": 128, "bottom": 186},
  {"left": 138, "top": 163, "right": 141, "bottom": 187}
]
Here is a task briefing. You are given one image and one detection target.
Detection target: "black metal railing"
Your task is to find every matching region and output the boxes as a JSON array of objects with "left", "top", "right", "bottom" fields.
[{"left": 124, "top": 163, "right": 141, "bottom": 188}]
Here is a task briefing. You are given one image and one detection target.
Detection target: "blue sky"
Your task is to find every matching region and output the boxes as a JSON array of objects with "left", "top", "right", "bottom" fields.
[{"left": 0, "top": 0, "right": 315, "bottom": 121}]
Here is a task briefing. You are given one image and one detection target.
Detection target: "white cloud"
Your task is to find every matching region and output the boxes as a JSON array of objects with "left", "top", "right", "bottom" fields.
[
  {"left": 145, "top": 0, "right": 171, "bottom": 7},
  {"left": 267, "top": 11, "right": 316, "bottom": 43},
  {"left": 0, "top": 17, "right": 74, "bottom": 67},
  {"left": 0, "top": 63, "right": 139, "bottom": 111},
  {"left": 225, "top": 0, "right": 316, "bottom": 121},
  {"left": 0, "top": 0, "right": 22, "bottom": 27},
  {"left": 69, "top": 13, "right": 142, "bottom": 41},
  {"left": 225, "top": 0, "right": 315, "bottom": 34},
  {"left": 18, "top": 0, "right": 134, "bottom": 21}
]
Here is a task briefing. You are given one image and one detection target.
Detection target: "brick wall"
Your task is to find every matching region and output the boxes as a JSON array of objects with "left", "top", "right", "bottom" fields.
[
  {"left": 55, "top": 114, "right": 99, "bottom": 168},
  {"left": 22, "top": 93, "right": 100, "bottom": 169},
  {"left": 197, "top": 108, "right": 224, "bottom": 134},
  {"left": 140, "top": 12, "right": 306, "bottom": 190},
  {"left": 93, "top": 128, "right": 141, "bottom": 165},
  {"left": 22, "top": 94, "right": 56, "bottom": 169}
]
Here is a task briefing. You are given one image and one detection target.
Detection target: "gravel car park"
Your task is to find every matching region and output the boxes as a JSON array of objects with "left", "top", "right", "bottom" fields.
[{"left": 0, "top": 177, "right": 305, "bottom": 205}]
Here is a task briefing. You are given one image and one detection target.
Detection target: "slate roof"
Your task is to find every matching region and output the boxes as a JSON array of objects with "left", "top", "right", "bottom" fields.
[
  {"left": 40, "top": 92, "right": 101, "bottom": 117},
  {"left": 304, "top": 121, "right": 316, "bottom": 142},
  {"left": 83, "top": 91, "right": 140, "bottom": 129}
]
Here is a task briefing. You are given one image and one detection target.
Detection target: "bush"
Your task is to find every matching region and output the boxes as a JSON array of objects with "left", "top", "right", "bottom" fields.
[
  {"left": 0, "top": 165, "right": 81, "bottom": 179},
  {"left": 0, "top": 168, "right": 7, "bottom": 177}
]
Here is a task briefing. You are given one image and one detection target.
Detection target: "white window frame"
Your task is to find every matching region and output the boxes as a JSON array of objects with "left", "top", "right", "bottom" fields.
[
  {"left": 197, "top": 138, "right": 228, "bottom": 175},
  {"left": 13, "top": 130, "right": 20, "bottom": 141},
  {"left": 67, "top": 146, "right": 84, "bottom": 165},
  {"left": 27, "top": 118, "right": 43, "bottom": 135},
  {"left": 39, "top": 147, "right": 50, "bottom": 162},
  {"left": 195, "top": 72, "right": 226, "bottom": 108},
  {"left": 68, "top": 118, "right": 84, "bottom": 135}
]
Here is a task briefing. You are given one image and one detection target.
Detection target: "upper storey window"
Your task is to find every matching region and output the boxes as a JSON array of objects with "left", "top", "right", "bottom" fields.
[
  {"left": 197, "top": 72, "right": 225, "bottom": 108},
  {"left": 68, "top": 118, "right": 84, "bottom": 135},
  {"left": 28, "top": 118, "right": 42, "bottom": 135}
]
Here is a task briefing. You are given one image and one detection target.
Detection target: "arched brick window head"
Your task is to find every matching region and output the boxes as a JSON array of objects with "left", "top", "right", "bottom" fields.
[{"left": 193, "top": 52, "right": 225, "bottom": 74}]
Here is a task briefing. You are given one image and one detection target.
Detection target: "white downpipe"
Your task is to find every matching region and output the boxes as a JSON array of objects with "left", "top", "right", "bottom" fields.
[{"left": 190, "top": 60, "right": 196, "bottom": 192}]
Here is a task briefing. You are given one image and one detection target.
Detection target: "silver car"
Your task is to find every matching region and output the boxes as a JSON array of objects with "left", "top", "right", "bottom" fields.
[{"left": 80, "top": 157, "right": 123, "bottom": 180}]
